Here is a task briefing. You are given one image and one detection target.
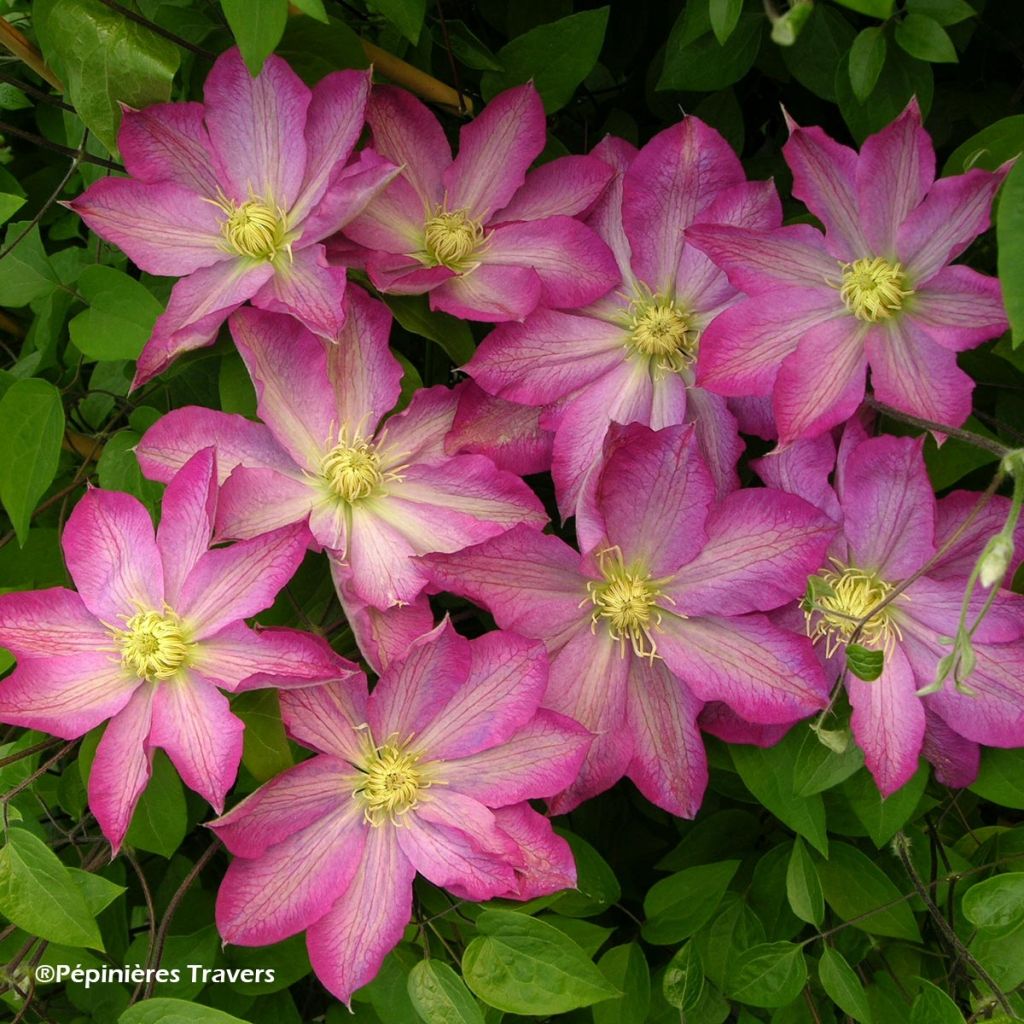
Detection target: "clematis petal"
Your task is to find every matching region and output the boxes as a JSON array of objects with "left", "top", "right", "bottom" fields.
[
  {"left": 343, "top": 172, "right": 428, "bottom": 254},
  {"left": 441, "top": 710, "right": 591, "bottom": 806},
  {"left": 486, "top": 804, "right": 576, "bottom": 899},
  {"left": 866, "top": 317, "right": 974, "bottom": 429},
  {"left": 0, "top": 654, "right": 139, "bottom": 738},
  {"left": 901, "top": 578, "right": 1023, "bottom": 646},
  {"left": 177, "top": 523, "right": 310, "bottom": 639},
  {"left": 625, "top": 657, "right": 707, "bottom": 819},
  {"left": 657, "top": 612, "right": 827, "bottom": 724},
  {"left": 751, "top": 433, "right": 841, "bottom": 522},
  {"left": 210, "top": 755, "right": 358, "bottom": 858},
  {"left": 494, "top": 155, "right": 614, "bottom": 222},
  {"left": 930, "top": 491, "right": 1024, "bottom": 582},
  {"left": 342, "top": 504, "right": 421, "bottom": 608},
  {"left": 69, "top": 178, "right": 226, "bottom": 275},
  {"left": 921, "top": 709, "right": 979, "bottom": 789},
  {"left": 848, "top": 643, "right": 925, "bottom": 797},
  {"left": 216, "top": 803, "right": 366, "bottom": 946},
  {"left": 215, "top": 467, "right": 315, "bottom": 542},
  {"left": 699, "top": 703, "right": 790, "bottom": 747},
  {"left": 157, "top": 448, "right": 217, "bottom": 607},
  {"left": 586, "top": 135, "right": 638, "bottom": 283},
  {"left": 87, "top": 685, "right": 155, "bottom": 853},
  {"left": 279, "top": 678, "right": 369, "bottom": 763},
  {"left": 305, "top": 827, "right": 416, "bottom": 1006},
  {"left": 430, "top": 263, "right": 543, "bottom": 322},
  {"left": 0, "top": 588, "right": 108, "bottom": 658},
  {"left": 63, "top": 489, "right": 163, "bottom": 621},
  {"left": 908, "top": 265, "right": 1008, "bottom": 351},
  {"left": 251, "top": 244, "right": 348, "bottom": 341},
  {"left": 203, "top": 48, "right": 310, "bottom": 209},
  {"left": 685, "top": 387, "right": 744, "bottom": 499},
  {"left": 376, "top": 385, "right": 457, "bottom": 465},
  {"left": 148, "top": 675, "right": 243, "bottom": 812},
  {"left": 622, "top": 116, "right": 745, "bottom": 292},
  {"left": 445, "top": 84, "right": 546, "bottom": 222}
]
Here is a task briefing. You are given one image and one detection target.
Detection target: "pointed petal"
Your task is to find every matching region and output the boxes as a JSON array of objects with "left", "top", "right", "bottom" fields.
[
  {"left": 908, "top": 265, "right": 1008, "bottom": 351},
  {"left": 69, "top": 178, "right": 225, "bottom": 275},
  {"left": 686, "top": 386, "right": 744, "bottom": 499},
  {"left": 625, "top": 657, "right": 707, "bottom": 818},
  {"left": 203, "top": 48, "right": 310, "bottom": 209},
  {"left": 279, "top": 678, "right": 370, "bottom": 762},
  {"left": 342, "top": 504, "right": 421, "bottom": 608},
  {"left": 848, "top": 643, "right": 925, "bottom": 796},
  {"left": 251, "top": 244, "right": 348, "bottom": 341},
  {"left": 305, "top": 827, "right": 415, "bottom": 1005},
  {"left": 931, "top": 491, "right": 1024, "bottom": 582},
  {"left": 664, "top": 489, "right": 835, "bottom": 616},
  {"left": 658, "top": 613, "right": 827, "bottom": 724},
  {"left": 585, "top": 136, "right": 637, "bottom": 284},
  {"left": 216, "top": 804, "right": 366, "bottom": 946},
  {"left": 751, "top": 433, "right": 841, "bottom": 521},
  {"left": 445, "top": 84, "right": 546, "bottom": 221},
  {"left": 494, "top": 155, "right": 613, "bottom": 222},
  {"left": 63, "top": 489, "right": 163, "bottom": 621},
  {"left": 377, "top": 384, "right": 456, "bottom": 464},
  {"left": 902, "top": 578, "right": 1023, "bottom": 646},
  {"left": 344, "top": 172, "right": 426, "bottom": 254},
  {"left": 699, "top": 702, "right": 790, "bottom": 747},
  {"left": 431, "top": 263, "right": 542, "bottom": 322},
  {"left": 921, "top": 709, "right": 979, "bottom": 788},
  {"left": 0, "top": 588, "right": 107, "bottom": 658},
  {"left": 157, "top": 448, "right": 217, "bottom": 607},
  {"left": 487, "top": 804, "right": 576, "bottom": 899},
  {"left": 866, "top": 318, "right": 974, "bottom": 429},
  {"left": 87, "top": 684, "right": 154, "bottom": 853},
  {"left": 215, "top": 466, "right": 315, "bottom": 542},
  {"left": 177, "top": 524, "right": 310, "bottom": 639}
]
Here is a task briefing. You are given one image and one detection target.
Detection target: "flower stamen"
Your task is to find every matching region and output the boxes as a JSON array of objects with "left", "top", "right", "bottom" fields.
[
  {"left": 113, "top": 607, "right": 193, "bottom": 680},
  {"left": 838, "top": 257, "right": 913, "bottom": 323},
  {"left": 208, "top": 189, "right": 290, "bottom": 261},
  {"left": 627, "top": 297, "right": 699, "bottom": 373},
  {"left": 422, "top": 206, "right": 485, "bottom": 270},
  {"left": 354, "top": 741, "right": 430, "bottom": 826}
]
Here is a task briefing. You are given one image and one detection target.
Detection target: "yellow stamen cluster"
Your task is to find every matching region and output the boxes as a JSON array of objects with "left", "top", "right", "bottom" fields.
[
  {"left": 586, "top": 546, "right": 673, "bottom": 659},
  {"left": 208, "top": 188, "right": 290, "bottom": 261},
  {"left": 838, "top": 257, "right": 913, "bottom": 322},
  {"left": 321, "top": 438, "right": 386, "bottom": 503},
  {"left": 115, "top": 608, "right": 193, "bottom": 680},
  {"left": 354, "top": 742, "right": 429, "bottom": 826},
  {"left": 628, "top": 298, "right": 699, "bottom": 373},
  {"left": 804, "top": 562, "right": 902, "bottom": 657},
  {"left": 422, "top": 207, "right": 485, "bottom": 269}
]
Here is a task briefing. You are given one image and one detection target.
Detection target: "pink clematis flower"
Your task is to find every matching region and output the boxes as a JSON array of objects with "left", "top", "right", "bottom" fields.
[
  {"left": 423, "top": 423, "right": 834, "bottom": 817},
  {"left": 687, "top": 101, "right": 1009, "bottom": 445},
  {"left": 466, "top": 121, "right": 781, "bottom": 513},
  {"left": 211, "top": 620, "right": 589, "bottom": 1004},
  {"left": 339, "top": 83, "right": 619, "bottom": 321},
  {"left": 70, "top": 47, "right": 397, "bottom": 387},
  {"left": 757, "top": 427, "right": 1024, "bottom": 795},
  {"left": 135, "top": 290, "right": 546, "bottom": 610},
  {"left": 0, "top": 450, "right": 352, "bottom": 851}
]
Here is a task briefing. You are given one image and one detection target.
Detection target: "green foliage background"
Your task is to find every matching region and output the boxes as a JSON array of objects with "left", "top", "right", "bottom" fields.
[{"left": 1, "top": 0, "right": 1024, "bottom": 1022}]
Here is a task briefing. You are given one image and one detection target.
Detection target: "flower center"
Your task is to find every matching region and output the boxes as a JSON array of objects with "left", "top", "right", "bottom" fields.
[
  {"left": 115, "top": 608, "right": 193, "bottom": 680},
  {"left": 219, "top": 195, "right": 289, "bottom": 261},
  {"left": 838, "top": 257, "right": 913, "bottom": 323},
  {"left": 586, "top": 546, "right": 672, "bottom": 659},
  {"left": 629, "top": 299, "right": 698, "bottom": 373},
  {"left": 803, "top": 562, "right": 902, "bottom": 657},
  {"left": 354, "top": 743, "right": 428, "bottom": 826},
  {"left": 321, "top": 438, "right": 385, "bottom": 503},
  {"left": 422, "top": 207, "right": 485, "bottom": 269}
]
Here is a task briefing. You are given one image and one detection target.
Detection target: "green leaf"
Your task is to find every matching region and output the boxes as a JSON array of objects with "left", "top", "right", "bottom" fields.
[
  {"left": 221, "top": 0, "right": 289, "bottom": 76},
  {"left": 442, "top": 20, "right": 504, "bottom": 72},
  {"left": 793, "top": 726, "right": 864, "bottom": 796},
  {"left": 819, "top": 948, "right": 873, "bottom": 1023},
  {"left": 663, "top": 942, "right": 704, "bottom": 1011},
  {"left": 971, "top": 748, "right": 1024, "bottom": 807},
  {"left": 962, "top": 873, "right": 1024, "bottom": 936},
  {"left": 552, "top": 829, "right": 620, "bottom": 918},
  {"left": 123, "top": 750, "right": 188, "bottom": 858},
  {"left": 642, "top": 861, "right": 740, "bottom": 945},
  {"left": 842, "top": 764, "right": 929, "bottom": 847},
  {"left": 998, "top": 159, "right": 1024, "bottom": 347},
  {"left": 785, "top": 838, "right": 824, "bottom": 927},
  {"left": 34, "top": 0, "right": 180, "bottom": 155},
  {"left": 909, "top": 979, "right": 966, "bottom": 1024},
  {"left": 461, "top": 910, "right": 619, "bottom": 1014},
  {"left": 849, "top": 27, "right": 888, "bottom": 101},
  {"left": 832, "top": 0, "right": 894, "bottom": 15},
  {"left": 846, "top": 644, "right": 884, "bottom": 681},
  {"left": 290, "top": 0, "right": 329, "bottom": 22},
  {"left": 907, "top": 0, "right": 976, "bottom": 24},
  {"left": 276, "top": 15, "right": 369, "bottom": 83},
  {"left": 407, "top": 960, "right": 483, "bottom": 1024},
  {"left": 944, "top": 116, "right": 1024, "bottom": 175},
  {"left": 0, "top": 378, "right": 65, "bottom": 545},
  {"left": 234, "top": 689, "right": 294, "bottom": 783},
  {"left": 68, "top": 868, "right": 126, "bottom": 917},
  {"left": 815, "top": 842, "right": 922, "bottom": 941},
  {"left": 97, "top": 430, "right": 164, "bottom": 514},
  {"left": 219, "top": 352, "right": 259, "bottom": 418},
  {"left": 120, "top": 998, "right": 254, "bottom": 1024},
  {"left": 895, "top": 14, "right": 958, "bottom": 63},
  {"left": 732, "top": 734, "right": 829, "bottom": 855},
  {"left": 0, "top": 193, "right": 26, "bottom": 226},
  {"left": 481, "top": 8, "right": 610, "bottom": 114},
  {"left": 385, "top": 294, "right": 476, "bottom": 367},
  {"left": 0, "top": 827, "right": 103, "bottom": 949},
  {"left": 782, "top": 6, "right": 856, "bottom": 102},
  {"left": 0, "top": 223, "right": 59, "bottom": 307},
  {"left": 69, "top": 266, "right": 164, "bottom": 361},
  {"left": 725, "top": 942, "right": 808, "bottom": 1008},
  {"left": 368, "top": 0, "right": 427, "bottom": 44},
  {"left": 659, "top": 3, "right": 763, "bottom": 93},
  {"left": 709, "top": 0, "right": 743, "bottom": 45},
  {"left": 594, "top": 943, "right": 650, "bottom": 1024},
  {"left": 698, "top": 893, "right": 767, "bottom": 988}
]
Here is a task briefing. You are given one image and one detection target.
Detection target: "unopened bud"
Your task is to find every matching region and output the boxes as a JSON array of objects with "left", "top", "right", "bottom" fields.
[{"left": 979, "top": 534, "right": 1014, "bottom": 589}]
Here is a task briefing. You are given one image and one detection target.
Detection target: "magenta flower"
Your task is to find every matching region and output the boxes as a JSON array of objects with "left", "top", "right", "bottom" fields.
[
  {"left": 0, "top": 450, "right": 352, "bottom": 851},
  {"left": 340, "top": 83, "right": 619, "bottom": 321},
  {"left": 211, "top": 621, "right": 589, "bottom": 1004},
  {"left": 687, "top": 101, "right": 1009, "bottom": 445},
  {"left": 466, "top": 122, "right": 781, "bottom": 512},
  {"left": 135, "top": 290, "right": 546, "bottom": 610},
  {"left": 70, "top": 48, "right": 397, "bottom": 387},
  {"left": 757, "top": 428, "right": 1024, "bottom": 794},
  {"left": 423, "top": 423, "right": 833, "bottom": 816}
]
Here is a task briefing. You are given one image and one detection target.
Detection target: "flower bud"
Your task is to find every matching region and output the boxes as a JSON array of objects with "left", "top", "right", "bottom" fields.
[{"left": 979, "top": 534, "right": 1014, "bottom": 589}]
